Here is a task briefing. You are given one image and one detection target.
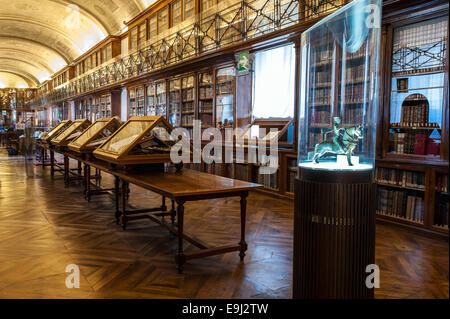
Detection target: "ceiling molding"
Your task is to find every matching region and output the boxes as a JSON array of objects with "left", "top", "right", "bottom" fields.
[{"left": 0, "top": 50, "right": 54, "bottom": 73}]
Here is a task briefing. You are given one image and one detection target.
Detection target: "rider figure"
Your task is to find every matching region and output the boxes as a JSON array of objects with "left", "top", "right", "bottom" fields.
[{"left": 332, "top": 117, "right": 346, "bottom": 152}]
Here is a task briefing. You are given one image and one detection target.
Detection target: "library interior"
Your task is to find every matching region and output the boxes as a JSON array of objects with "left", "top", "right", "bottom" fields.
[{"left": 0, "top": 0, "right": 448, "bottom": 299}]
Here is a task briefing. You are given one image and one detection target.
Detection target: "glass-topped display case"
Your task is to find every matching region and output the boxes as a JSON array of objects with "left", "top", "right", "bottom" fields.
[
  {"left": 298, "top": 0, "right": 381, "bottom": 172},
  {"left": 51, "top": 119, "right": 91, "bottom": 147},
  {"left": 42, "top": 120, "right": 72, "bottom": 143},
  {"left": 68, "top": 118, "right": 122, "bottom": 154},
  {"left": 93, "top": 116, "right": 177, "bottom": 166}
]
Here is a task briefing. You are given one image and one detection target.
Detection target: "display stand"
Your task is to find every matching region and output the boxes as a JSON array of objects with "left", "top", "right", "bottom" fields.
[{"left": 294, "top": 0, "right": 381, "bottom": 299}]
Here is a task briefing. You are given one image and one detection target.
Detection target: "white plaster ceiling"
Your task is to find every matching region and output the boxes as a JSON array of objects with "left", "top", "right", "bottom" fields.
[{"left": 0, "top": 0, "right": 152, "bottom": 88}]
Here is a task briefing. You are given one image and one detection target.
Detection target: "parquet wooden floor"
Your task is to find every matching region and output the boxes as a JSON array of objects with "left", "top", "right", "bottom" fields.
[{"left": 0, "top": 151, "right": 448, "bottom": 299}]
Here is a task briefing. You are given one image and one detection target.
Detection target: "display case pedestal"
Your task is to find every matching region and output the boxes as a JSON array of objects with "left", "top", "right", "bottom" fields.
[{"left": 293, "top": 168, "right": 376, "bottom": 299}]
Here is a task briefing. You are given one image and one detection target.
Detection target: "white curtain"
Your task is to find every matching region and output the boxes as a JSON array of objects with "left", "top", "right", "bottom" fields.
[{"left": 253, "top": 44, "right": 296, "bottom": 119}]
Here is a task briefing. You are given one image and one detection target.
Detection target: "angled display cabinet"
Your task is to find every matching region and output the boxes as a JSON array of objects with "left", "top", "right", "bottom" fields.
[
  {"left": 68, "top": 118, "right": 122, "bottom": 154},
  {"left": 294, "top": 0, "right": 382, "bottom": 299},
  {"left": 42, "top": 120, "right": 72, "bottom": 143},
  {"left": 51, "top": 119, "right": 91, "bottom": 147},
  {"left": 93, "top": 116, "right": 177, "bottom": 166}
]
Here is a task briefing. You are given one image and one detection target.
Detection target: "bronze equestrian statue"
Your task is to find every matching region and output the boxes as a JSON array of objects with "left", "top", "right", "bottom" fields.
[{"left": 312, "top": 117, "right": 363, "bottom": 166}]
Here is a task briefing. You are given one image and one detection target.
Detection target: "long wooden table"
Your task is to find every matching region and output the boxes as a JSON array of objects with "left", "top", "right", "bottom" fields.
[{"left": 36, "top": 141, "right": 262, "bottom": 273}]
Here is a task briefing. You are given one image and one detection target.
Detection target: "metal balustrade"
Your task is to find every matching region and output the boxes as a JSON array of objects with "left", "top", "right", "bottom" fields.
[{"left": 30, "top": 0, "right": 345, "bottom": 108}]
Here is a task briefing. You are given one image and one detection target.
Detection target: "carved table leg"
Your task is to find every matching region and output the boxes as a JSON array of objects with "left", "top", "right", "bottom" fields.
[
  {"left": 239, "top": 192, "right": 248, "bottom": 261},
  {"left": 114, "top": 176, "right": 121, "bottom": 224},
  {"left": 86, "top": 165, "right": 91, "bottom": 202},
  {"left": 170, "top": 200, "right": 176, "bottom": 225},
  {"left": 64, "top": 155, "right": 69, "bottom": 187},
  {"left": 50, "top": 150, "right": 55, "bottom": 176},
  {"left": 175, "top": 201, "right": 186, "bottom": 274},
  {"left": 120, "top": 180, "right": 129, "bottom": 230},
  {"left": 83, "top": 163, "right": 88, "bottom": 197}
]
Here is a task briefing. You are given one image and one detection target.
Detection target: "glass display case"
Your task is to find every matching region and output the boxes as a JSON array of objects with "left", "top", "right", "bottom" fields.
[
  {"left": 156, "top": 81, "right": 167, "bottom": 116},
  {"left": 181, "top": 75, "right": 195, "bottom": 132},
  {"left": 93, "top": 116, "right": 177, "bottom": 166},
  {"left": 128, "top": 88, "right": 137, "bottom": 117},
  {"left": 298, "top": 0, "right": 381, "bottom": 172},
  {"left": 388, "top": 16, "right": 447, "bottom": 158},
  {"left": 168, "top": 79, "right": 181, "bottom": 127},
  {"left": 199, "top": 71, "right": 214, "bottom": 128},
  {"left": 293, "top": 0, "right": 382, "bottom": 300},
  {"left": 42, "top": 120, "right": 72, "bottom": 143},
  {"left": 215, "top": 67, "right": 235, "bottom": 129},
  {"left": 146, "top": 83, "right": 156, "bottom": 116},
  {"left": 136, "top": 86, "right": 145, "bottom": 116},
  {"left": 51, "top": 118, "right": 91, "bottom": 147},
  {"left": 68, "top": 117, "right": 122, "bottom": 154}
]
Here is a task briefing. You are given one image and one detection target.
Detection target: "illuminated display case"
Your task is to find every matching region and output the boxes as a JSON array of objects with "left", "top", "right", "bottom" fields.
[
  {"left": 294, "top": 0, "right": 382, "bottom": 299},
  {"left": 298, "top": 0, "right": 381, "bottom": 173},
  {"left": 51, "top": 119, "right": 91, "bottom": 147},
  {"left": 42, "top": 120, "right": 72, "bottom": 143},
  {"left": 68, "top": 118, "right": 122, "bottom": 154},
  {"left": 93, "top": 116, "right": 177, "bottom": 166}
]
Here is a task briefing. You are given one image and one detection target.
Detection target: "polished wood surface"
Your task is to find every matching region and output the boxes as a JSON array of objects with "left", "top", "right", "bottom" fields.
[
  {"left": 113, "top": 169, "right": 262, "bottom": 198},
  {"left": 0, "top": 151, "right": 447, "bottom": 298}
]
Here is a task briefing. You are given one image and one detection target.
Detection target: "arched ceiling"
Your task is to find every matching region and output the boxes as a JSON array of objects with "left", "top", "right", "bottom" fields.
[{"left": 0, "top": 0, "right": 153, "bottom": 88}]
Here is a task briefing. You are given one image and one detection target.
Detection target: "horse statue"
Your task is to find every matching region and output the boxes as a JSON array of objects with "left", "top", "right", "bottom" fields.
[{"left": 312, "top": 124, "right": 363, "bottom": 166}]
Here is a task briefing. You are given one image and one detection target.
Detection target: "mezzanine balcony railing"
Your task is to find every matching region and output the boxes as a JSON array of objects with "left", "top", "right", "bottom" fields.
[{"left": 30, "top": 0, "right": 345, "bottom": 108}]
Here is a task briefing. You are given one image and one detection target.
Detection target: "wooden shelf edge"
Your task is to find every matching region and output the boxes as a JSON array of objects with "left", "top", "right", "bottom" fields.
[{"left": 376, "top": 214, "right": 449, "bottom": 240}]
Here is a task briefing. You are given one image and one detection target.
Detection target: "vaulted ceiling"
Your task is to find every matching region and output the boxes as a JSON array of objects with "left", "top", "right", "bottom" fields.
[{"left": 0, "top": 0, "right": 157, "bottom": 88}]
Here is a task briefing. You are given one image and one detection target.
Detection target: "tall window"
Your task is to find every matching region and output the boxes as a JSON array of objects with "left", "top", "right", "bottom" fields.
[{"left": 252, "top": 44, "right": 296, "bottom": 119}]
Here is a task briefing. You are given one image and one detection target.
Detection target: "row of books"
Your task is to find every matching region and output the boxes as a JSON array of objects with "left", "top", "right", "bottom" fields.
[
  {"left": 400, "top": 102, "right": 429, "bottom": 126},
  {"left": 314, "top": 71, "right": 331, "bottom": 84},
  {"left": 216, "top": 81, "right": 233, "bottom": 95},
  {"left": 199, "top": 100, "right": 213, "bottom": 112},
  {"left": 436, "top": 174, "right": 448, "bottom": 193},
  {"left": 310, "top": 110, "right": 331, "bottom": 125},
  {"left": 310, "top": 87, "right": 331, "bottom": 104},
  {"left": 308, "top": 132, "right": 326, "bottom": 149},
  {"left": 199, "top": 114, "right": 213, "bottom": 127},
  {"left": 434, "top": 195, "right": 449, "bottom": 228},
  {"left": 199, "top": 87, "right": 214, "bottom": 99},
  {"left": 375, "top": 167, "right": 425, "bottom": 189},
  {"left": 338, "top": 83, "right": 365, "bottom": 102},
  {"left": 344, "top": 64, "right": 366, "bottom": 81},
  {"left": 182, "top": 102, "right": 194, "bottom": 113},
  {"left": 182, "top": 88, "right": 194, "bottom": 100},
  {"left": 377, "top": 188, "right": 425, "bottom": 223},
  {"left": 389, "top": 132, "right": 440, "bottom": 155},
  {"left": 342, "top": 107, "right": 364, "bottom": 125},
  {"left": 181, "top": 114, "right": 195, "bottom": 126},
  {"left": 256, "top": 169, "right": 279, "bottom": 190}
]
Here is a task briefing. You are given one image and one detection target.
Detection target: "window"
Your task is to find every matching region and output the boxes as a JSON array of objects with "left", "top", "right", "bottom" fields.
[{"left": 252, "top": 44, "right": 296, "bottom": 119}]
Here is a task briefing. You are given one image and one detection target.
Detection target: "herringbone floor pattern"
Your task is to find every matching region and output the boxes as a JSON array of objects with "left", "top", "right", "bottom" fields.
[{"left": 0, "top": 150, "right": 448, "bottom": 298}]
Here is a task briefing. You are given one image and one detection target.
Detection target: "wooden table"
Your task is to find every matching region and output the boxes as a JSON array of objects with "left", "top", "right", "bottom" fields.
[
  {"left": 112, "top": 169, "right": 261, "bottom": 273},
  {"left": 39, "top": 145, "right": 262, "bottom": 273}
]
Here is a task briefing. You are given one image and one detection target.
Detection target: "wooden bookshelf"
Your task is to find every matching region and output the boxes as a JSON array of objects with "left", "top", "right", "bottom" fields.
[{"left": 377, "top": 12, "right": 449, "bottom": 238}]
